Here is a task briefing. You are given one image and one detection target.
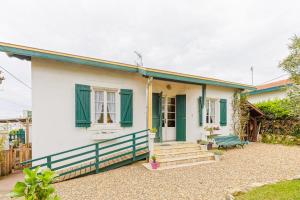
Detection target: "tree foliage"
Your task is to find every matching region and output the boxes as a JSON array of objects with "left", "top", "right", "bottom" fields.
[{"left": 279, "top": 35, "right": 300, "bottom": 118}]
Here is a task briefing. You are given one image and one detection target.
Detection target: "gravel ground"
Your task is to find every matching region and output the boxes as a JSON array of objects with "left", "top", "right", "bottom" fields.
[{"left": 55, "top": 143, "right": 300, "bottom": 200}]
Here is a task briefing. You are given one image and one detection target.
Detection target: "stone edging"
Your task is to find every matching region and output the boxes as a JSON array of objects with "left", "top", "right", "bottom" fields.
[{"left": 225, "top": 175, "right": 300, "bottom": 200}]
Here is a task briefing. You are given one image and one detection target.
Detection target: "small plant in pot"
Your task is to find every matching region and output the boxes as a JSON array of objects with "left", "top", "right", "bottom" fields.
[
  {"left": 150, "top": 128, "right": 157, "bottom": 134},
  {"left": 205, "top": 126, "right": 220, "bottom": 150},
  {"left": 197, "top": 140, "right": 209, "bottom": 151},
  {"left": 213, "top": 150, "right": 223, "bottom": 161},
  {"left": 150, "top": 155, "right": 159, "bottom": 170}
]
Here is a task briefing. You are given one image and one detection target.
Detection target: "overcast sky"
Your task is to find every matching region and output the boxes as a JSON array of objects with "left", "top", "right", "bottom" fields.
[{"left": 0, "top": 0, "right": 299, "bottom": 118}]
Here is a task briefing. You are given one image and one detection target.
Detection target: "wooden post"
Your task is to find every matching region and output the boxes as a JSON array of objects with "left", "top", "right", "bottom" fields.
[
  {"left": 147, "top": 77, "right": 153, "bottom": 129},
  {"left": 25, "top": 118, "right": 30, "bottom": 147}
]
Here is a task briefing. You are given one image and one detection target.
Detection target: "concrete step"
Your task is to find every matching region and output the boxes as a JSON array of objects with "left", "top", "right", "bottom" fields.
[
  {"left": 155, "top": 149, "right": 206, "bottom": 159},
  {"left": 154, "top": 143, "right": 200, "bottom": 152},
  {"left": 157, "top": 153, "right": 215, "bottom": 167}
]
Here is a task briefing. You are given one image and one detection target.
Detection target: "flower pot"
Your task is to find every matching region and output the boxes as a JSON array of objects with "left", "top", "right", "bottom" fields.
[
  {"left": 151, "top": 162, "right": 160, "bottom": 170},
  {"left": 207, "top": 142, "right": 213, "bottom": 150},
  {"left": 214, "top": 154, "right": 221, "bottom": 161},
  {"left": 200, "top": 144, "right": 208, "bottom": 151}
]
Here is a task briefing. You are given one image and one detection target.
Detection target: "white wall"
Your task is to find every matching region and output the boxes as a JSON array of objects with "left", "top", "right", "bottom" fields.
[
  {"left": 153, "top": 80, "right": 235, "bottom": 142},
  {"left": 32, "top": 58, "right": 148, "bottom": 158},
  {"left": 248, "top": 90, "right": 287, "bottom": 103},
  {"left": 32, "top": 58, "right": 237, "bottom": 157}
]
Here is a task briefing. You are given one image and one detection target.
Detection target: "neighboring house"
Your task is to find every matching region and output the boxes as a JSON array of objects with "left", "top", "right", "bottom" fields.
[
  {"left": 0, "top": 42, "right": 254, "bottom": 158},
  {"left": 247, "top": 79, "right": 292, "bottom": 103}
]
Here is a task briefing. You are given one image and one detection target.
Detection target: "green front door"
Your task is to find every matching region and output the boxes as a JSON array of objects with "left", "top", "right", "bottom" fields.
[
  {"left": 176, "top": 95, "right": 186, "bottom": 141},
  {"left": 152, "top": 93, "right": 162, "bottom": 142}
]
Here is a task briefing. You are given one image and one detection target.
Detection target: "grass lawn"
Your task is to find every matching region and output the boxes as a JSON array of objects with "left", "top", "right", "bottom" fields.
[{"left": 235, "top": 180, "right": 300, "bottom": 200}]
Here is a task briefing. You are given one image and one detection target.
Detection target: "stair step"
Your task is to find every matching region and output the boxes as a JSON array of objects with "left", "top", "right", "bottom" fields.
[
  {"left": 158, "top": 153, "right": 215, "bottom": 167},
  {"left": 155, "top": 149, "right": 206, "bottom": 159},
  {"left": 154, "top": 143, "right": 200, "bottom": 150},
  {"left": 154, "top": 144, "right": 200, "bottom": 151}
]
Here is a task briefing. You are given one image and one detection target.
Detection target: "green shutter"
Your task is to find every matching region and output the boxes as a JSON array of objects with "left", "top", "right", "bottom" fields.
[
  {"left": 75, "top": 84, "right": 91, "bottom": 127},
  {"left": 199, "top": 85, "right": 206, "bottom": 127},
  {"left": 198, "top": 97, "right": 203, "bottom": 126},
  {"left": 220, "top": 99, "right": 227, "bottom": 126},
  {"left": 120, "top": 89, "right": 133, "bottom": 127}
]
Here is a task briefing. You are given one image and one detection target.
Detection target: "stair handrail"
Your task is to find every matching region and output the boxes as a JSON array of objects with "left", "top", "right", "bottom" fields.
[{"left": 21, "top": 129, "right": 149, "bottom": 166}]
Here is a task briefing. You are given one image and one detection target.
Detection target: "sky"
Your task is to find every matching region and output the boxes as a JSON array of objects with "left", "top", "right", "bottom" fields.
[{"left": 0, "top": 0, "right": 299, "bottom": 118}]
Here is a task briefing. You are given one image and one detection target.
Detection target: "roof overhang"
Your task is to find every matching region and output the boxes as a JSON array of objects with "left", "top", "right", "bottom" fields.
[
  {"left": 0, "top": 42, "right": 255, "bottom": 90},
  {"left": 245, "top": 84, "right": 292, "bottom": 95}
]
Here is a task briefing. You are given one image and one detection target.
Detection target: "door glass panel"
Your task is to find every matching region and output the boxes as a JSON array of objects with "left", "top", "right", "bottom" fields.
[
  {"left": 167, "top": 105, "right": 175, "bottom": 112},
  {"left": 168, "top": 120, "right": 175, "bottom": 127},
  {"left": 167, "top": 97, "right": 176, "bottom": 127},
  {"left": 167, "top": 113, "right": 175, "bottom": 120}
]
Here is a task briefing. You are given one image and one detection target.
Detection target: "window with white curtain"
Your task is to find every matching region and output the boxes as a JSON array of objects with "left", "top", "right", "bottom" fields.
[
  {"left": 95, "top": 90, "right": 116, "bottom": 124},
  {"left": 206, "top": 98, "right": 217, "bottom": 124}
]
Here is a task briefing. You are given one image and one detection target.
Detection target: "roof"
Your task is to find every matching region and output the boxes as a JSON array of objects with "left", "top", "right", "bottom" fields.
[
  {"left": 0, "top": 117, "right": 32, "bottom": 123},
  {"left": 247, "top": 102, "right": 264, "bottom": 116},
  {"left": 256, "top": 79, "right": 292, "bottom": 90},
  {"left": 0, "top": 42, "right": 255, "bottom": 90},
  {"left": 246, "top": 79, "right": 292, "bottom": 95}
]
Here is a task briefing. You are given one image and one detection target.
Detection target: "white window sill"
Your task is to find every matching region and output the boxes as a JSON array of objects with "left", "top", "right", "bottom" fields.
[{"left": 88, "top": 123, "right": 122, "bottom": 141}]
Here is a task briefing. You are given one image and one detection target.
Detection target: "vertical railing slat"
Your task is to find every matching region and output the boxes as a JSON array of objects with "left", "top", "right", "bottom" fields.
[
  {"left": 132, "top": 133, "right": 136, "bottom": 161},
  {"left": 47, "top": 156, "right": 52, "bottom": 169},
  {"left": 95, "top": 143, "right": 99, "bottom": 173}
]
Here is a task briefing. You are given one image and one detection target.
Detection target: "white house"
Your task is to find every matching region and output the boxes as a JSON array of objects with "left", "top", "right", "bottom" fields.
[
  {"left": 0, "top": 42, "right": 254, "bottom": 158},
  {"left": 247, "top": 79, "right": 292, "bottom": 103}
]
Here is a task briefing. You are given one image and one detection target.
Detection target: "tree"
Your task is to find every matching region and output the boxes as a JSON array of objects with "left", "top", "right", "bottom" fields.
[{"left": 279, "top": 35, "right": 300, "bottom": 118}]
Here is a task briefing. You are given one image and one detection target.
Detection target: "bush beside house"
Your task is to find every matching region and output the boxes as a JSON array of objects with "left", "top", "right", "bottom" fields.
[{"left": 255, "top": 98, "right": 300, "bottom": 145}]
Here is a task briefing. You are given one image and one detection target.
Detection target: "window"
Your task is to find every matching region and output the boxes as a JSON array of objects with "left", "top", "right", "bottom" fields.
[
  {"left": 206, "top": 98, "right": 216, "bottom": 124},
  {"left": 95, "top": 90, "right": 116, "bottom": 124}
]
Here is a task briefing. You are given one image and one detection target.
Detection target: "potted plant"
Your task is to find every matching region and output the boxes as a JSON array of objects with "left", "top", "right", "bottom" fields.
[
  {"left": 197, "top": 140, "right": 209, "bottom": 151},
  {"left": 150, "top": 155, "right": 159, "bottom": 170},
  {"left": 150, "top": 128, "right": 157, "bottom": 134},
  {"left": 213, "top": 150, "right": 223, "bottom": 161},
  {"left": 205, "top": 126, "right": 220, "bottom": 150}
]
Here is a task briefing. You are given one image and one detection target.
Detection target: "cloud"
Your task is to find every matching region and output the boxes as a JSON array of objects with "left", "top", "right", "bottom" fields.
[{"left": 0, "top": 0, "right": 299, "bottom": 118}]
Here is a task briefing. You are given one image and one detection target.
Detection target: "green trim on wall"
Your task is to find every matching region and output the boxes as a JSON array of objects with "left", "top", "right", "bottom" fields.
[
  {"left": 0, "top": 42, "right": 255, "bottom": 90},
  {"left": 143, "top": 70, "right": 253, "bottom": 89},
  {"left": 0, "top": 45, "right": 138, "bottom": 73},
  {"left": 245, "top": 84, "right": 292, "bottom": 95}
]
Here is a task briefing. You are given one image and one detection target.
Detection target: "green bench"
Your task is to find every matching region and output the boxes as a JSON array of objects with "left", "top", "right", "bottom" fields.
[{"left": 214, "top": 135, "right": 247, "bottom": 149}]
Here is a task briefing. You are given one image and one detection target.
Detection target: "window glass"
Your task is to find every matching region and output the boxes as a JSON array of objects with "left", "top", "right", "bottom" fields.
[
  {"left": 206, "top": 98, "right": 217, "bottom": 124},
  {"left": 95, "top": 90, "right": 116, "bottom": 124},
  {"left": 107, "top": 92, "right": 116, "bottom": 123},
  {"left": 95, "top": 91, "right": 104, "bottom": 123}
]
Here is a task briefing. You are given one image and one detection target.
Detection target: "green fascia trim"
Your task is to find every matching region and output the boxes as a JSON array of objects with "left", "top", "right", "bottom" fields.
[
  {"left": 246, "top": 84, "right": 292, "bottom": 95},
  {"left": 143, "top": 70, "right": 254, "bottom": 90},
  {"left": 0, "top": 45, "right": 138, "bottom": 73},
  {"left": 0, "top": 44, "right": 254, "bottom": 90}
]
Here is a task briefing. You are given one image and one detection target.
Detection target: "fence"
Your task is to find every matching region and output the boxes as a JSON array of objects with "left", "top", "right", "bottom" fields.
[{"left": 0, "top": 145, "right": 32, "bottom": 176}]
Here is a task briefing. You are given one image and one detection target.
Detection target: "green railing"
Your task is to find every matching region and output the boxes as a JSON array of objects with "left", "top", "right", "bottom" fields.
[{"left": 21, "top": 129, "right": 149, "bottom": 179}]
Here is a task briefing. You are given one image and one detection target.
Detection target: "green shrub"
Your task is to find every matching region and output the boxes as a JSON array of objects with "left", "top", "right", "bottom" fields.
[
  {"left": 261, "top": 134, "right": 298, "bottom": 146},
  {"left": 10, "top": 167, "right": 60, "bottom": 200},
  {"left": 255, "top": 99, "right": 295, "bottom": 119}
]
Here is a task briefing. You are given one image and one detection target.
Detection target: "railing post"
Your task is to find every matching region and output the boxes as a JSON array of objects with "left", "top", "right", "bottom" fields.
[
  {"left": 47, "top": 156, "right": 52, "bottom": 169},
  {"left": 132, "top": 133, "right": 136, "bottom": 161},
  {"left": 148, "top": 130, "right": 156, "bottom": 162},
  {"left": 95, "top": 143, "right": 99, "bottom": 174}
]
